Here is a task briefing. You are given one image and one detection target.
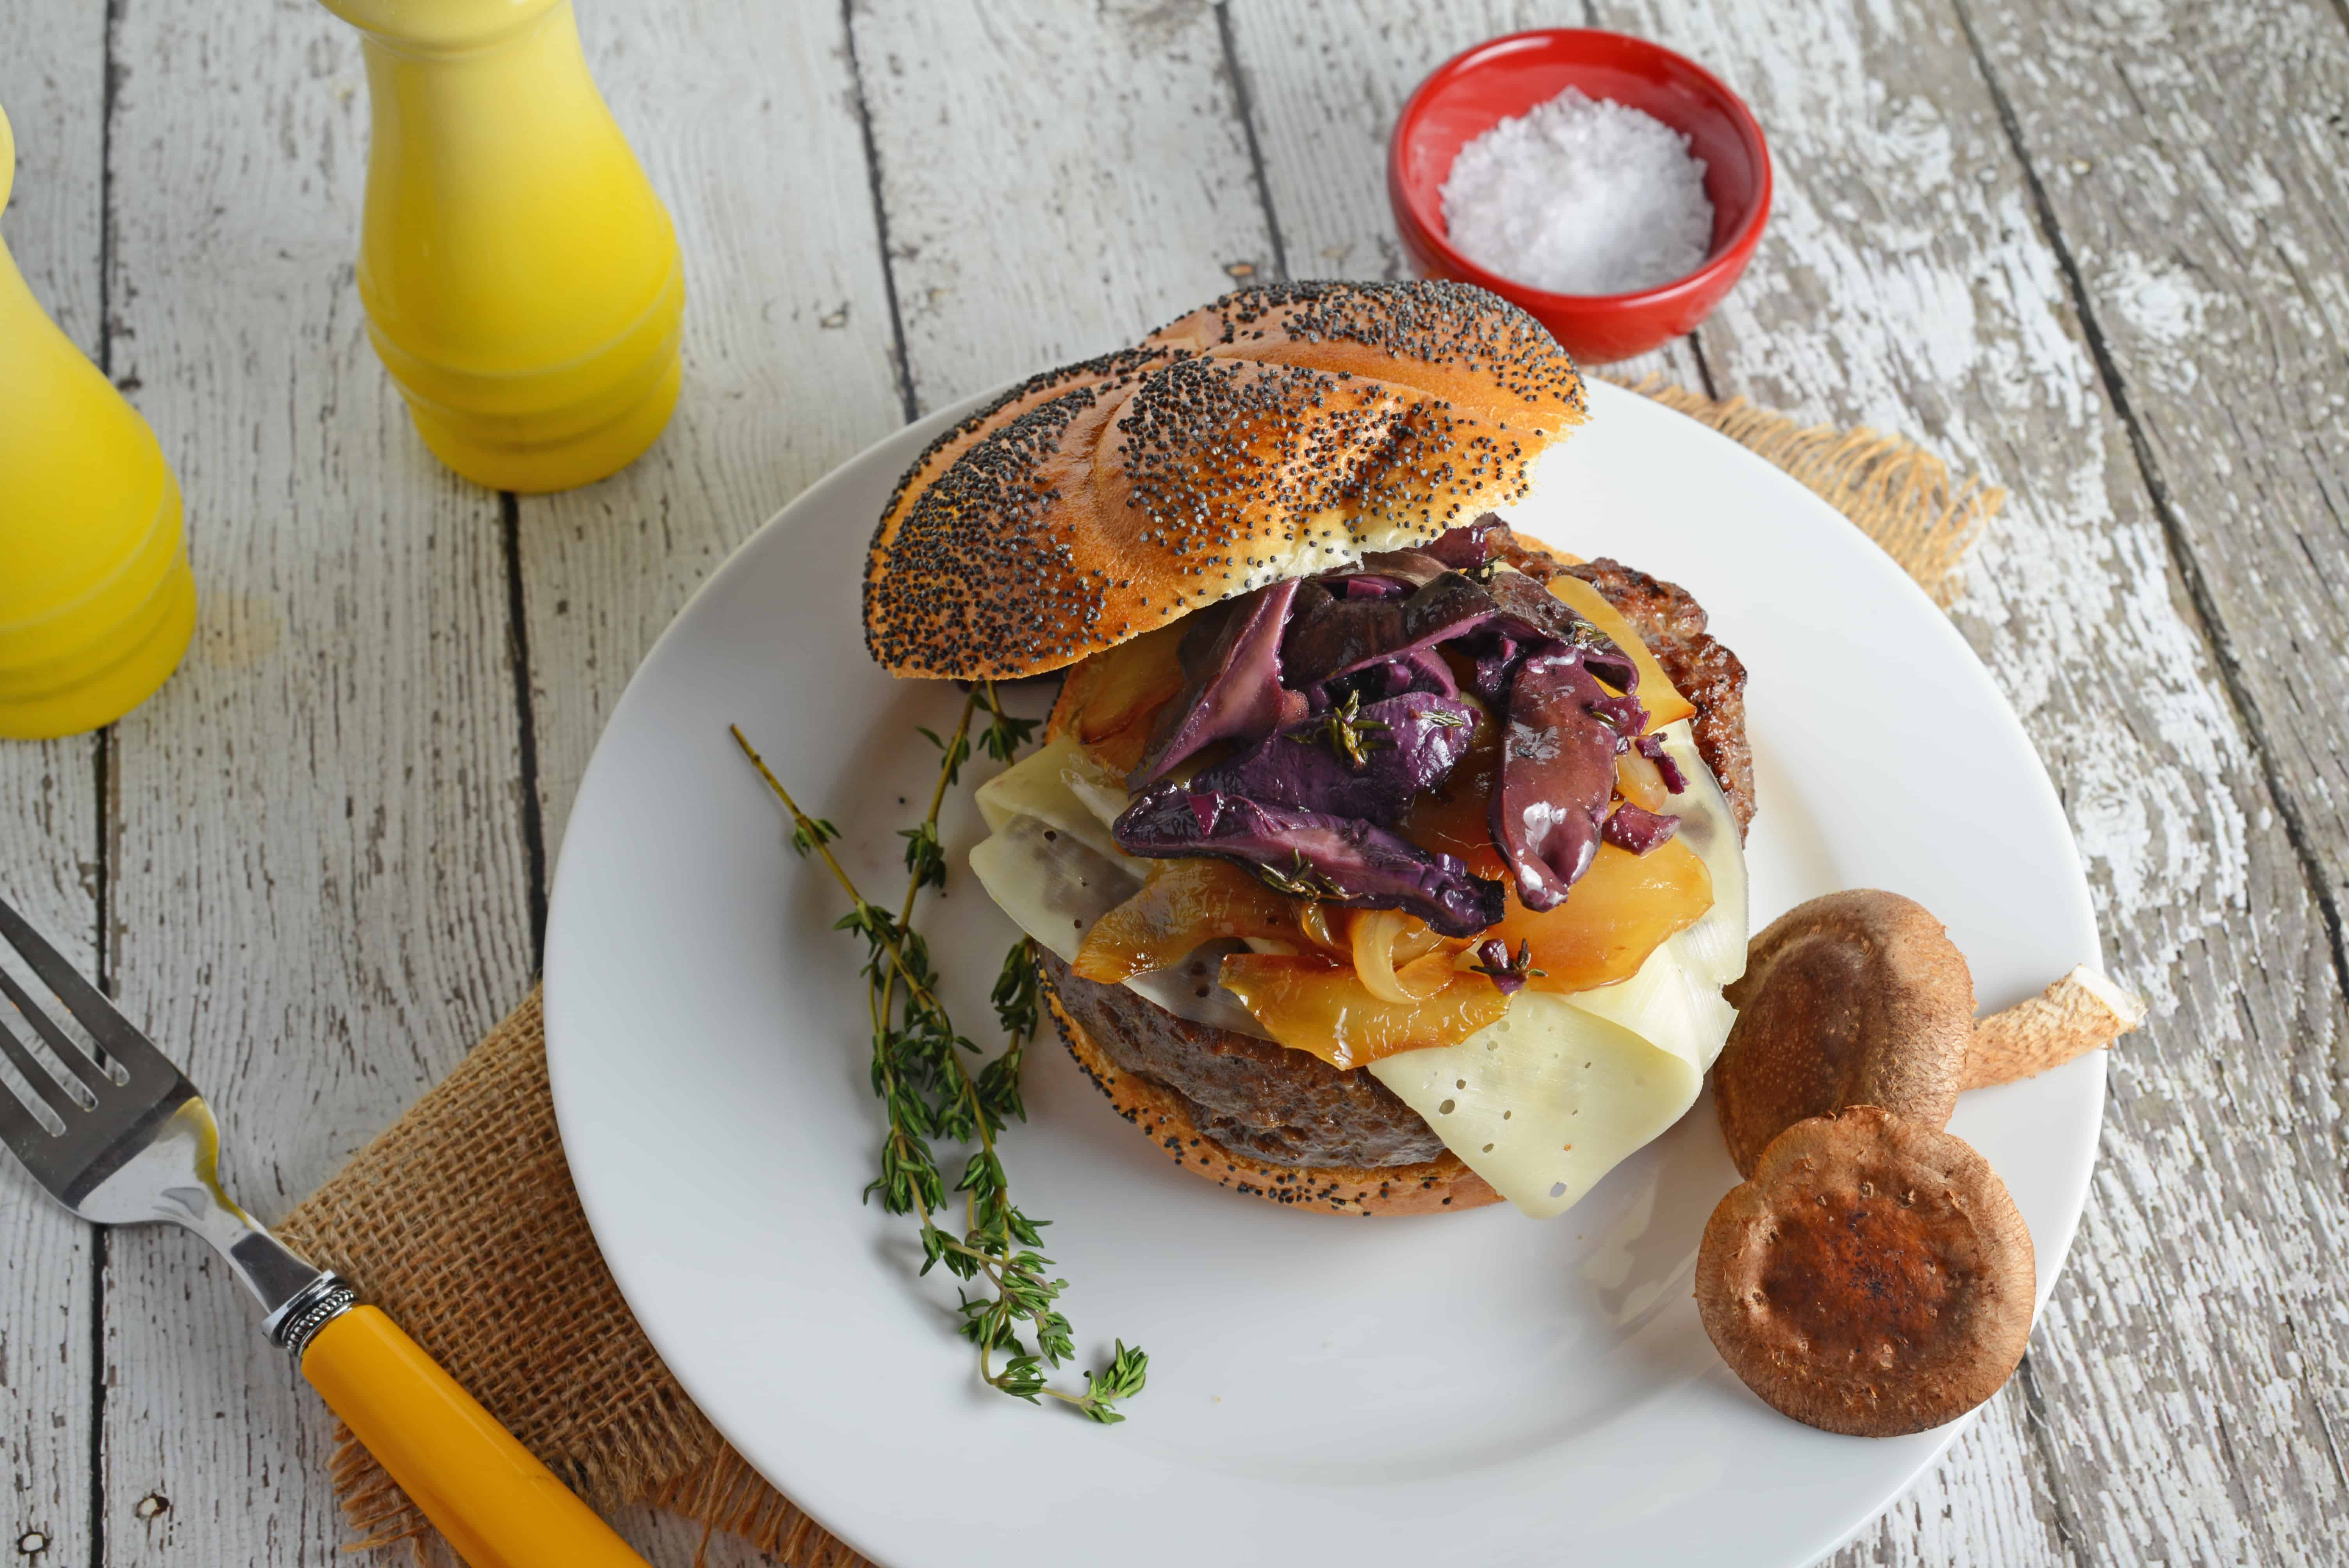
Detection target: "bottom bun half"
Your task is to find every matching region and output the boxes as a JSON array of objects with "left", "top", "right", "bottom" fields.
[{"left": 1041, "top": 955, "right": 1501, "bottom": 1218}]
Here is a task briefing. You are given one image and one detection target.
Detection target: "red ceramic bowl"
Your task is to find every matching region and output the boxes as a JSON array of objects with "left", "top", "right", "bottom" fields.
[{"left": 1388, "top": 29, "right": 1771, "bottom": 363}]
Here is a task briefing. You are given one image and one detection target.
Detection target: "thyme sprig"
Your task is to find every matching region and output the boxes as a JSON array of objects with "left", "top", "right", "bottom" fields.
[
  {"left": 732, "top": 689, "right": 1144, "bottom": 1424},
  {"left": 1470, "top": 937, "right": 1546, "bottom": 996},
  {"left": 1294, "top": 687, "right": 1391, "bottom": 770},
  {"left": 1255, "top": 850, "right": 1349, "bottom": 901}
]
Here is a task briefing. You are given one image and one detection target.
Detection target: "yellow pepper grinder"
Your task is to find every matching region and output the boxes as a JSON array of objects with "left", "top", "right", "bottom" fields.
[
  {"left": 319, "top": 0, "right": 684, "bottom": 492},
  {"left": 0, "top": 101, "right": 197, "bottom": 741}
]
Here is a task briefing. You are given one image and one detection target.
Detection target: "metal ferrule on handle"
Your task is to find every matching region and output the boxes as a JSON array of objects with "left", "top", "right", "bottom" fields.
[
  {"left": 265, "top": 1273, "right": 358, "bottom": 1362},
  {"left": 92, "top": 1085, "right": 643, "bottom": 1564}
]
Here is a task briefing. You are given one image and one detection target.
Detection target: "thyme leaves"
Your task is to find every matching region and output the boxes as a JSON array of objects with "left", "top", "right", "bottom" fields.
[
  {"left": 731, "top": 688, "right": 1145, "bottom": 1422},
  {"left": 1291, "top": 687, "right": 1392, "bottom": 770}
]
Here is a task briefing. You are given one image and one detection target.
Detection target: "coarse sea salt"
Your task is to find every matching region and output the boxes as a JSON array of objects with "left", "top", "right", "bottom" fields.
[{"left": 1440, "top": 88, "right": 1714, "bottom": 296}]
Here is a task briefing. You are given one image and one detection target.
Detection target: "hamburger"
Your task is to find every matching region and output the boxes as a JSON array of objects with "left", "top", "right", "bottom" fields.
[{"left": 864, "top": 280, "right": 1752, "bottom": 1219}]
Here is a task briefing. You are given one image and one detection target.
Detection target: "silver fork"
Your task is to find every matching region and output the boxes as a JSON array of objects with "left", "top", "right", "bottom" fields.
[{"left": 0, "top": 893, "right": 649, "bottom": 1568}]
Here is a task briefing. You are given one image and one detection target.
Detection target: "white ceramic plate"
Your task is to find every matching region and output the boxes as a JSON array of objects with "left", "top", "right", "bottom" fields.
[{"left": 546, "top": 380, "right": 2103, "bottom": 1568}]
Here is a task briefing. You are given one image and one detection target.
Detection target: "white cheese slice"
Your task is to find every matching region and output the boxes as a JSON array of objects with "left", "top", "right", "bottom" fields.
[
  {"left": 1563, "top": 942, "right": 1735, "bottom": 1076},
  {"left": 966, "top": 809, "right": 1271, "bottom": 1037},
  {"left": 1367, "top": 992, "right": 1703, "bottom": 1220},
  {"left": 1647, "top": 718, "right": 1748, "bottom": 1005},
  {"left": 1125, "top": 944, "right": 1268, "bottom": 1037},
  {"left": 973, "top": 736, "right": 1135, "bottom": 870},
  {"left": 1059, "top": 754, "right": 1132, "bottom": 836},
  {"left": 1561, "top": 717, "right": 1747, "bottom": 1073},
  {"left": 966, "top": 813, "right": 1140, "bottom": 966}
]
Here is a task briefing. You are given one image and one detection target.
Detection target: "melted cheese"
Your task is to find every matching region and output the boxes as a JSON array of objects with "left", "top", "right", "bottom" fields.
[
  {"left": 1563, "top": 719, "right": 1746, "bottom": 1073},
  {"left": 967, "top": 814, "right": 1138, "bottom": 966},
  {"left": 973, "top": 736, "right": 1133, "bottom": 868},
  {"left": 1367, "top": 993, "right": 1703, "bottom": 1218},
  {"left": 1647, "top": 720, "right": 1749, "bottom": 1009}
]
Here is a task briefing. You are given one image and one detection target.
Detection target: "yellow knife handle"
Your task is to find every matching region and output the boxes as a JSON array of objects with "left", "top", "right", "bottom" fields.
[{"left": 301, "top": 1305, "right": 650, "bottom": 1568}]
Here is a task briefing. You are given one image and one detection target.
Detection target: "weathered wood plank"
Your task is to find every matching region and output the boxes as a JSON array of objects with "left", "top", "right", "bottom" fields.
[
  {"left": 98, "top": 0, "right": 534, "bottom": 1559},
  {"left": 0, "top": 3, "right": 107, "bottom": 1558},
  {"left": 2, "top": 0, "right": 104, "bottom": 349},
  {"left": 1963, "top": 0, "right": 2349, "bottom": 976},
  {"left": 850, "top": 0, "right": 1275, "bottom": 411},
  {"left": 523, "top": 0, "right": 906, "bottom": 863},
  {"left": 1587, "top": 0, "right": 2349, "bottom": 1560}
]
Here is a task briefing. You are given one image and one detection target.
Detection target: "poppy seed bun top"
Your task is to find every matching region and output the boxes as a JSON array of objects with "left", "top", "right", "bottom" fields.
[
  {"left": 1142, "top": 281, "right": 1587, "bottom": 428},
  {"left": 864, "top": 281, "right": 1588, "bottom": 680}
]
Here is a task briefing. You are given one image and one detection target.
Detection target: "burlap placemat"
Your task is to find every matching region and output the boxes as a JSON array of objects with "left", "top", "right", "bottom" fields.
[{"left": 278, "top": 385, "right": 2000, "bottom": 1565}]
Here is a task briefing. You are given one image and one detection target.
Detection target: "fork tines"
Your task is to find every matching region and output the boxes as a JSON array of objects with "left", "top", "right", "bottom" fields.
[{"left": 0, "top": 894, "right": 180, "bottom": 1124}]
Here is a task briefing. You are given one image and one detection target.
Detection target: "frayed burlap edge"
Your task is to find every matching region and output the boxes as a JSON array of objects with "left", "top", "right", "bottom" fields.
[
  {"left": 1609, "top": 376, "right": 2002, "bottom": 608},
  {"left": 647, "top": 1449, "right": 870, "bottom": 1568},
  {"left": 282, "top": 382, "right": 1994, "bottom": 1567}
]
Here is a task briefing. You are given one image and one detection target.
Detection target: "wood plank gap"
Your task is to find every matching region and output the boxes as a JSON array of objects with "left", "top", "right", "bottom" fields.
[
  {"left": 1949, "top": 0, "right": 2349, "bottom": 1019},
  {"left": 840, "top": 0, "right": 919, "bottom": 424},
  {"left": 82, "top": 1224, "right": 103, "bottom": 1568},
  {"left": 91, "top": 4, "right": 123, "bottom": 1558},
  {"left": 96, "top": 0, "right": 121, "bottom": 381},
  {"left": 89, "top": 731, "right": 110, "bottom": 998},
  {"left": 500, "top": 492, "right": 549, "bottom": 971},
  {"left": 86, "top": 729, "right": 109, "bottom": 1568},
  {"left": 1214, "top": 2, "right": 1291, "bottom": 282},
  {"left": 1685, "top": 330, "right": 1720, "bottom": 402}
]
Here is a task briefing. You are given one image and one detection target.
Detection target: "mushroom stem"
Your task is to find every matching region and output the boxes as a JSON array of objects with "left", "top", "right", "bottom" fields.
[{"left": 1963, "top": 964, "right": 2146, "bottom": 1091}]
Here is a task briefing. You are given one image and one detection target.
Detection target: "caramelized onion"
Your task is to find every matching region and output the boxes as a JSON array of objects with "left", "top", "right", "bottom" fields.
[
  {"left": 1616, "top": 747, "right": 1673, "bottom": 813},
  {"left": 1484, "top": 837, "right": 1714, "bottom": 992},
  {"left": 1074, "top": 858, "right": 1304, "bottom": 983},
  {"left": 1297, "top": 900, "right": 1344, "bottom": 956},
  {"left": 1545, "top": 575, "right": 1695, "bottom": 730},
  {"left": 1347, "top": 909, "right": 1454, "bottom": 1004},
  {"left": 1050, "top": 621, "right": 1190, "bottom": 775},
  {"left": 1217, "top": 953, "right": 1510, "bottom": 1070}
]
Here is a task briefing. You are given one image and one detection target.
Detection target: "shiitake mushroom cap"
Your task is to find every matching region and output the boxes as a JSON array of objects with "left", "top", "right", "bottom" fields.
[
  {"left": 1694, "top": 1105, "right": 2035, "bottom": 1438},
  {"left": 1715, "top": 889, "right": 1974, "bottom": 1177}
]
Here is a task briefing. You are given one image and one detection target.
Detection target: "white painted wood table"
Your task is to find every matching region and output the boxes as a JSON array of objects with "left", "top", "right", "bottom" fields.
[{"left": 3, "top": 2, "right": 2344, "bottom": 1563}]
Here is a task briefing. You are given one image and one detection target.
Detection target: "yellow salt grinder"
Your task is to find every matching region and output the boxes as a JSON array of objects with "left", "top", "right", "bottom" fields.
[
  {"left": 319, "top": 0, "right": 684, "bottom": 493},
  {"left": 0, "top": 100, "right": 196, "bottom": 741}
]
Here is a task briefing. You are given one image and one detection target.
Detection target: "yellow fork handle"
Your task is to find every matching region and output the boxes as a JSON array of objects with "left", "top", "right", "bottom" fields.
[{"left": 301, "top": 1306, "right": 650, "bottom": 1568}]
